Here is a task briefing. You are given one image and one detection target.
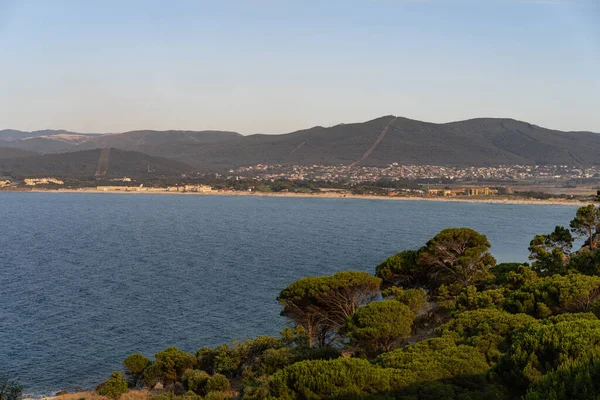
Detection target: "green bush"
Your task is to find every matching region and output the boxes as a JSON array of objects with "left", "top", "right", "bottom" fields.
[
  {"left": 503, "top": 273, "right": 600, "bottom": 318},
  {"left": 97, "top": 372, "right": 129, "bottom": 399},
  {"left": 203, "top": 392, "right": 227, "bottom": 400},
  {"left": 181, "top": 369, "right": 210, "bottom": 394},
  {"left": 154, "top": 347, "right": 197, "bottom": 384},
  {"left": 344, "top": 300, "right": 414, "bottom": 353},
  {"left": 206, "top": 373, "right": 230, "bottom": 393},
  {"left": 524, "top": 348, "right": 600, "bottom": 400},
  {"left": 255, "top": 358, "right": 408, "bottom": 400},
  {"left": 375, "top": 250, "right": 424, "bottom": 289},
  {"left": 455, "top": 286, "right": 505, "bottom": 312},
  {"left": 123, "top": 353, "right": 151, "bottom": 387},
  {"left": 375, "top": 337, "right": 491, "bottom": 381},
  {"left": 435, "top": 309, "right": 535, "bottom": 363},
  {"left": 495, "top": 315, "right": 600, "bottom": 395},
  {"left": 382, "top": 287, "right": 429, "bottom": 314},
  {"left": 0, "top": 374, "right": 23, "bottom": 400}
]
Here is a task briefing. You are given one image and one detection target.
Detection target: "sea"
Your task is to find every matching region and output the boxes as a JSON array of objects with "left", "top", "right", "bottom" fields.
[{"left": 0, "top": 192, "right": 579, "bottom": 396}]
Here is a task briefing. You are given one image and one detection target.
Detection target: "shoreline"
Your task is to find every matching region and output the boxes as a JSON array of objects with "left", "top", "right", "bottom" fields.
[{"left": 4, "top": 188, "right": 589, "bottom": 206}]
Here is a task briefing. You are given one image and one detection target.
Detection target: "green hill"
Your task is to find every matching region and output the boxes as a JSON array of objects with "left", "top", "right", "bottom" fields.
[
  {"left": 0, "top": 148, "right": 193, "bottom": 178},
  {"left": 159, "top": 116, "right": 600, "bottom": 170}
]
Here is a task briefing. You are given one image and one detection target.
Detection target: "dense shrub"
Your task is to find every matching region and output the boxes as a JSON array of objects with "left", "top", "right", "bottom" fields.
[
  {"left": 455, "top": 286, "right": 506, "bottom": 312},
  {"left": 344, "top": 300, "right": 414, "bottom": 353},
  {"left": 123, "top": 353, "right": 151, "bottom": 387},
  {"left": 495, "top": 315, "right": 600, "bottom": 395},
  {"left": 204, "top": 392, "right": 227, "bottom": 400},
  {"left": 205, "top": 373, "right": 230, "bottom": 393},
  {"left": 381, "top": 287, "right": 429, "bottom": 314},
  {"left": 245, "top": 358, "right": 408, "bottom": 399},
  {"left": 490, "top": 263, "right": 530, "bottom": 287},
  {"left": 375, "top": 250, "right": 424, "bottom": 289},
  {"left": 181, "top": 369, "right": 210, "bottom": 395},
  {"left": 0, "top": 375, "right": 23, "bottom": 400},
  {"left": 503, "top": 273, "right": 600, "bottom": 317},
  {"left": 197, "top": 336, "right": 283, "bottom": 379},
  {"left": 436, "top": 309, "right": 535, "bottom": 363},
  {"left": 375, "top": 337, "right": 491, "bottom": 381},
  {"left": 524, "top": 349, "right": 600, "bottom": 400},
  {"left": 154, "top": 347, "right": 197, "bottom": 384},
  {"left": 97, "top": 372, "right": 129, "bottom": 399}
]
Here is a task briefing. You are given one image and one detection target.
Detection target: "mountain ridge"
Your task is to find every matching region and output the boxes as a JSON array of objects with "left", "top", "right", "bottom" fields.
[{"left": 1, "top": 116, "right": 598, "bottom": 171}]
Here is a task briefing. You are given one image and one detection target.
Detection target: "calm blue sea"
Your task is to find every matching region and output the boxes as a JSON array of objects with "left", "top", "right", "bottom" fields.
[{"left": 0, "top": 193, "right": 579, "bottom": 396}]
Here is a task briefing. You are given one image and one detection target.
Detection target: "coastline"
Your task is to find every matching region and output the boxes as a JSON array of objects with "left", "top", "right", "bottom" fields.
[{"left": 7, "top": 188, "right": 588, "bottom": 206}]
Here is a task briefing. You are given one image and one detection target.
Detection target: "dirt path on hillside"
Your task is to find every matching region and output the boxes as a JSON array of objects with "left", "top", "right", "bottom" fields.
[{"left": 348, "top": 116, "right": 397, "bottom": 167}]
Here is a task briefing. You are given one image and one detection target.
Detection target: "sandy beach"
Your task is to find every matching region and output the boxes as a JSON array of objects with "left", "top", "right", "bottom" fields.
[{"left": 11, "top": 188, "right": 591, "bottom": 206}]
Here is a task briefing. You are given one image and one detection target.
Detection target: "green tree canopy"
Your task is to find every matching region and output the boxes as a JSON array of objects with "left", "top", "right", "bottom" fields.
[
  {"left": 243, "top": 358, "right": 407, "bottom": 400},
  {"left": 570, "top": 204, "right": 600, "bottom": 250},
  {"left": 375, "top": 336, "right": 491, "bottom": 380},
  {"left": 344, "top": 300, "right": 415, "bottom": 353},
  {"left": 435, "top": 309, "right": 535, "bottom": 363},
  {"left": 123, "top": 353, "right": 151, "bottom": 387},
  {"left": 568, "top": 247, "right": 600, "bottom": 276},
  {"left": 153, "top": 347, "right": 197, "bottom": 384},
  {"left": 181, "top": 369, "right": 210, "bottom": 395},
  {"left": 375, "top": 250, "right": 424, "bottom": 289},
  {"left": 524, "top": 348, "right": 600, "bottom": 400},
  {"left": 96, "top": 372, "right": 129, "bottom": 399},
  {"left": 528, "top": 226, "right": 574, "bottom": 275},
  {"left": 495, "top": 315, "right": 600, "bottom": 395},
  {"left": 277, "top": 271, "right": 381, "bottom": 347},
  {"left": 0, "top": 375, "right": 22, "bottom": 400},
  {"left": 382, "top": 286, "right": 429, "bottom": 314},
  {"left": 419, "top": 228, "right": 496, "bottom": 293},
  {"left": 205, "top": 373, "right": 230, "bottom": 393},
  {"left": 503, "top": 273, "right": 600, "bottom": 318}
]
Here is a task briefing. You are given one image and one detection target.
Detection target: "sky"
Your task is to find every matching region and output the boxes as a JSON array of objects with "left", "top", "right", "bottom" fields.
[{"left": 0, "top": 0, "right": 598, "bottom": 134}]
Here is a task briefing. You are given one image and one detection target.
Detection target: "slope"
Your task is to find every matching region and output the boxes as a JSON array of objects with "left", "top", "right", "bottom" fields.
[
  {"left": 75, "top": 130, "right": 242, "bottom": 152},
  {"left": 160, "top": 116, "right": 600, "bottom": 169},
  {"left": 0, "top": 149, "right": 193, "bottom": 178},
  {"left": 0, "top": 147, "right": 39, "bottom": 159}
]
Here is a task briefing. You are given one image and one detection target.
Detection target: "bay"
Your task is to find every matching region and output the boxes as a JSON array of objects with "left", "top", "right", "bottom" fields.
[{"left": 0, "top": 193, "right": 578, "bottom": 395}]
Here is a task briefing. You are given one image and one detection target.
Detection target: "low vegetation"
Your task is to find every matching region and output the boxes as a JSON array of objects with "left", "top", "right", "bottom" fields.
[{"left": 76, "top": 203, "right": 600, "bottom": 398}]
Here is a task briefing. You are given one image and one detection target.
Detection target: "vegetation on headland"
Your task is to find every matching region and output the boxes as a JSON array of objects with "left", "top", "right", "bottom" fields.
[{"left": 65, "top": 203, "right": 600, "bottom": 400}]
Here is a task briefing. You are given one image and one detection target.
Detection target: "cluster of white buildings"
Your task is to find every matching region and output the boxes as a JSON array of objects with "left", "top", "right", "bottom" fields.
[
  {"left": 23, "top": 178, "right": 64, "bottom": 186},
  {"left": 231, "top": 164, "right": 600, "bottom": 183}
]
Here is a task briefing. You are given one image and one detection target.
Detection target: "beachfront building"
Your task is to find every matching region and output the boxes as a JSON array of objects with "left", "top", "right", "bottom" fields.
[
  {"left": 167, "top": 184, "right": 213, "bottom": 193},
  {"left": 24, "top": 178, "right": 64, "bottom": 186},
  {"left": 465, "top": 187, "right": 498, "bottom": 196}
]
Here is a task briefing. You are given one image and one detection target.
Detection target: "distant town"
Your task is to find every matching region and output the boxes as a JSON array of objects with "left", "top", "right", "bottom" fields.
[
  {"left": 2, "top": 163, "right": 600, "bottom": 202},
  {"left": 230, "top": 163, "right": 600, "bottom": 184}
]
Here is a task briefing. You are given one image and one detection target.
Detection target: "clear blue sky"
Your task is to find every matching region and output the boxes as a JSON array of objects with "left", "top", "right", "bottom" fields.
[{"left": 0, "top": 0, "right": 598, "bottom": 134}]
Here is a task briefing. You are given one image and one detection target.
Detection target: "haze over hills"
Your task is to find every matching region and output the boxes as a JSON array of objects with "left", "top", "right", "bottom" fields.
[{"left": 1, "top": 116, "right": 599, "bottom": 175}]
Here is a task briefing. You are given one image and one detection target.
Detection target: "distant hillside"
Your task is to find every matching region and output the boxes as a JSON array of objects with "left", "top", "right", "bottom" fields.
[
  {"left": 75, "top": 130, "right": 242, "bottom": 152},
  {"left": 0, "top": 129, "right": 100, "bottom": 141},
  {"left": 149, "top": 116, "right": 600, "bottom": 170},
  {"left": 1, "top": 129, "right": 242, "bottom": 154},
  {"left": 0, "top": 148, "right": 193, "bottom": 178},
  {"left": 2, "top": 117, "right": 599, "bottom": 170},
  {"left": 0, "top": 137, "right": 81, "bottom": 153},
  {"left": 0, "top": 147, "right": 39, "bottom": 159}
]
